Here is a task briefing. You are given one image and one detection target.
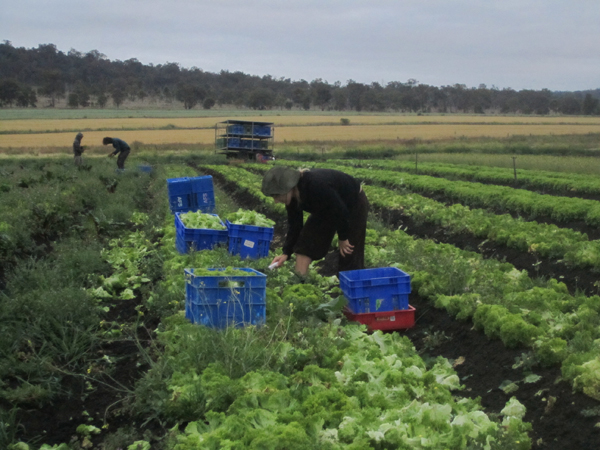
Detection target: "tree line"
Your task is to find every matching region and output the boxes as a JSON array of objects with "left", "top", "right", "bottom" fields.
[{"left": 1, "top": 41, "right": 599, "bottom": 115}]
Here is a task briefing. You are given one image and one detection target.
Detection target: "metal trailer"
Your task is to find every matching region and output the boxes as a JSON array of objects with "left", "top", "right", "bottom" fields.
[{"left": 214, "top": 120, "right": 275, "bottom": 161}]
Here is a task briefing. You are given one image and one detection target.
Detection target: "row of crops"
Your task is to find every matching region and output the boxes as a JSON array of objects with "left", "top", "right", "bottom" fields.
[
  {"left": 341, "top": 159, "right": 600, "bottom": 197},
  {"left": 3, "top": 153, "right": 600, "bottom": 449}
]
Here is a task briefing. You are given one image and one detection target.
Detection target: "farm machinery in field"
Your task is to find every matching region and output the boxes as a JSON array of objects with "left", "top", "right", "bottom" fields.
[{"left": 215, "top": 119, "right": 275, "bottom": 162}]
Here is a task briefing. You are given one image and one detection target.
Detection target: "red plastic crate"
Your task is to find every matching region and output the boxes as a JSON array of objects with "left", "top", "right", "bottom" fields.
[{"left": 343, "top": 305, "right": 416, "bottom": 331}]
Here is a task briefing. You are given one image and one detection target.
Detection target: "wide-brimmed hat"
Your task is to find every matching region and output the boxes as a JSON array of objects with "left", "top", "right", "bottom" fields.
[{"left": 261, "top": 166, "right": 300, "bottom": 196}]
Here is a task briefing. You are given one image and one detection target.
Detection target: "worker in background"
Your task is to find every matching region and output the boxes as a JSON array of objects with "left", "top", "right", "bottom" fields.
[
  {"left": 103, "top": 137, "right": 131, "bottom": 170},
  {"left": 73, "top": 132, "right": 84, "bottom": 166},
  {"left": 262, "top": 166, "right": 369, "bottom": 277}
]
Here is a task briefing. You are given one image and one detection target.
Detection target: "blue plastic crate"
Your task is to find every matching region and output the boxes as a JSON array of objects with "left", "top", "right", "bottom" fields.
[
  {"left": 339, "top": 267, "right": 411, "bottom": 313},
  {"left": 138, "top": 164, "right": 153, "bottom": 173},
  {"left": 190, "top": 175, "right": 216, "bottom": 213},
  {"left": 228, "top": 137, "right": 241, "bottom": 148},
  {"left": 167, "top": 176, "right": 215, "bottom": 213},
  {"left": 167, "top": 177, "right": 193, "bottom": 196},
  {"left": 226, "top": 221, "right": 274, "bottom": 260},
  {"left": 175, "top": 213, "right": 228, "bottom": 254},
  {"left": 228, "top": 124, "right": 245, "bottom": 135},
  {"left": 167, "top": 177, "right": 194, "bottom": 213},
  {"left": 254, "top": 125, "right": 272, "bottom": 137},
  {"left": 185, "top": 268, "right": 267, "bottom": 328}
]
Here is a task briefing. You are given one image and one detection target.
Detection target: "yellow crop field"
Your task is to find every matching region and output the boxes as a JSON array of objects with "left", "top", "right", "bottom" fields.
[
  {"left": 3, "top": 123, "right": 600, "bottom": 149},
  {"left": 1, "top": 114, "right": 600, "bottom": 150},
  {"left": 0, "top": 129, "right": 217, "bottom": 148},
  {"left": 277, "top": 124, "right": 600, "bottom": 141},
  {"left": 3, "top": 114, "right": 600, "bottom": 133}
]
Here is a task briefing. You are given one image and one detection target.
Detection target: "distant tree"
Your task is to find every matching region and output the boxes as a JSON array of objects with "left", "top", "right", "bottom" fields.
[
  {"left": 361, "top": 83, "right": 386, "bottom": 111},
  {"left": 16, "top": 86, "right": 36, "bottom": 107},
  {"left": 67, "top": 92, "right": 79, "bottom": 108},
  {"left": 557, "top": 96, "right": 581, "bottom": 115},
  {"left": 111, "top": 87, "right": 126, "bottom": 108},
  {"left": 273, "top": 94, "right": 287, "bottom": 109},
  {"left": 0, "top": 80, "right": 35, "bottom": 107},
  {"left": 218, "top": 88, "right": 236, "bottom": 106},
  {"left": 0, "top": 79, "right": 20, "bottom": 106},
  {"left": 38, "top": 69, "right": 64, "bottom": 107},
  {"left": 291, "top": 87, "right": 310, "bottom": 109},
  {"left": 332, "top": 89, "right": 347, "bottom": 110},
  {"left": 346, "top": 80, "right": 367, "bottom": 111},
  {"left": 176, "top": 84, "right": 206, "bottom": 109},
  {"left": 582, "top": 93, "right": 599, "bottom": 115},
  {"left": 72, "top": 82, "right": 90, "bottom": 107},
  {"left": 96, "top": 92, "right": 108, "bottom": 108},
  {"left": 311, "top": 79, "right": 332, "bottom": 110},
  {"left": 202, "top": 97, "right": 216, "bottom": 109},
  {"left": 247, "top": 88, "right": 275, "bottom": 110}
]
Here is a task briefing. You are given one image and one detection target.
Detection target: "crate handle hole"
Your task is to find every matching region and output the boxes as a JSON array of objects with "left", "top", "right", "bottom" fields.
[{"left": 219, "top": 281, "right": 246, "bottom": 288}]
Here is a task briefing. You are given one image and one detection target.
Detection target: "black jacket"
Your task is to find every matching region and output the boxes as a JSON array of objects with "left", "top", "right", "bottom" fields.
[
  {"left": 282, "top": 169, "right": 361, "bottom": 256},
  {"left": 111, "top": 138, "right": 130, "bottom": 155}
]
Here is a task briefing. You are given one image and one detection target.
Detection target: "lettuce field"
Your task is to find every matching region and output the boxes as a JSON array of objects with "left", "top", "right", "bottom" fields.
[{"left": 2, "top": 148, "right": 600, "bottom": 450}]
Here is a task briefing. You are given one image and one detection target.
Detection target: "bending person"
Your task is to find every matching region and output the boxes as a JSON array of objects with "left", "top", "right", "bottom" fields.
[
  {"left": 103, "top": 137, "right": 131, "bottom": 170},
  {"left": 262, "top": 166, "right": 369, "bottom": 276}
]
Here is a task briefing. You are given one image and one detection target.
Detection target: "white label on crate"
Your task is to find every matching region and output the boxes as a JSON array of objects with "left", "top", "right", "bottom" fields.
[
  {"left": 203, "top": 193, "right": 208, "bottom": 203},
  {"left": 244, "top": 240, "right": 255, "bottom": 248},
  {"left": 390, "top": 316, "right": 396, "bottom": 321},
  {"left": 177, "top": 197, "right": 183, "bottom": 207}
]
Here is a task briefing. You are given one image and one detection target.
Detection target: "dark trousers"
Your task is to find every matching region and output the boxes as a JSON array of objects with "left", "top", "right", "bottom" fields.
[
  {"left": 117, "top": 150, "right": 130, "bottom": 169},
  {"left": 293, "top": 190, "right": 369, "bottom": 273}
]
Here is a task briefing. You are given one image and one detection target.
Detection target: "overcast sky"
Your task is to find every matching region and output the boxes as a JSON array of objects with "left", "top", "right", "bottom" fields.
[{"left": 3, "top": 0, "right": 599, "bottom": 91}]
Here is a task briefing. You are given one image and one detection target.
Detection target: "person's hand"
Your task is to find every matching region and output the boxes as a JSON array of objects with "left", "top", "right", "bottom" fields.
[
  {"left": 339, "top": 239, "right": 354, "bottom": 256},
  {"left": 269, "top": 254, "right": 288, "bottom": 269},
  {"left": 108, "top": 153, "right": 115, "bottom": 157}
]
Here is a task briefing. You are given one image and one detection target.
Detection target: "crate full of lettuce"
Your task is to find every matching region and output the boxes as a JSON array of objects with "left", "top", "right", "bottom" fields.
[
  {"left": 225, "top": 209, "right": 275, "bottom": 259},
  {"left": 175, "top": 211, "right": 228, "bottom": 254}
]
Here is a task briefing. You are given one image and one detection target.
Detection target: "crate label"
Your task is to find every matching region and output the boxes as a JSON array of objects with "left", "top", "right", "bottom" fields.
[
  {"left": 203, "top": 193, "right": 209, "bottom": 204},
  {"left": 177, "top": 196, "right": 183, "bottom": 207},
  {"left": 376, "top": 316, "right": 393, "bottom": 322},
  {"left": 244, "top": 240, "right": 255, "bottom": 248}
]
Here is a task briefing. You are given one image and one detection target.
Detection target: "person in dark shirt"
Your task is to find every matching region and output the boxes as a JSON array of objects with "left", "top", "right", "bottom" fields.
[
  {"left": 103, "top": 137, "right": 131, "bottom": 169},
  {"left": 73, "top": 132, "right": 84, "bottom": 166},
  {"left": 262, "top": 166, "right": 369, "bottom": 276}
]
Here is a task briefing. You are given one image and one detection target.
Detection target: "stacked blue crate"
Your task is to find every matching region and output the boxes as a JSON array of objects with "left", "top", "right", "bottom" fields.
[
  {"left": 167, "top": 177, "right": 196, "bottom": 213},
  {"left": 254, "top": 125, "right": 271, "bottom": 137},
  {"left": 339, "top": 267, "right": 411, "bottom": 313},
  {"left": 167, "top": 176, "right": 215, "bottom": 214},
  {"left": 190, "top": 176, "right": 215, "bottom": 213}
]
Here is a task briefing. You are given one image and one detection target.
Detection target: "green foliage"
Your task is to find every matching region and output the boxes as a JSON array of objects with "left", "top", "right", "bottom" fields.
[
  {"left": 180, "top": 211, "right": 226, "bottom": 230},
  {"left": 535, "top": 337, "right": 568, "bottom": 367},
  {"left": 573, "top": 358, "right": 600, "bottom": 401},
  {"left": 282, "top": 284, "right": 325, "bottom": 318},
  {"left": 225, "top": 209, "right": 275, "bottom": 228}
]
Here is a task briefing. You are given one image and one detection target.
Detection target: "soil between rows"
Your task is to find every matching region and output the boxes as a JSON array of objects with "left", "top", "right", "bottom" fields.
[{"left": 204, "top": 166, "right": 600, "bottom": 450}]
